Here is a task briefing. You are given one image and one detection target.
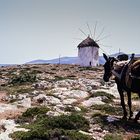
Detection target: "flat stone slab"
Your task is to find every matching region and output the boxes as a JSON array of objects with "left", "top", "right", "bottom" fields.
[{"left": 82, "top": 97, "right": 105, "bottom": 107}]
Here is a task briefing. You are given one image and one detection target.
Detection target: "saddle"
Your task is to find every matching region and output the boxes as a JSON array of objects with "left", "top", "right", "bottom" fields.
[
  {"left": 131, "top": 59, "right": 140, "bottom": 77},
  {"left": 125, "top": 57, "right": 140, "bottom": 88},
  {"left": 112, "top": 57, "right": 140, "bottom": 89}
]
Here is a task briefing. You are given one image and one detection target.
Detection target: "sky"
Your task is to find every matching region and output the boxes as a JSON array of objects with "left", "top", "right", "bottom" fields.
[{"left": 0, "top": 0, "right": 140, "bottom": 64}]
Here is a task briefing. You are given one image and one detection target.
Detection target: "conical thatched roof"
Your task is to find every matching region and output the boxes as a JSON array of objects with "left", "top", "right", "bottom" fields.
[{"left": 77, "top": 36, "right": 99, "bottom": 48}]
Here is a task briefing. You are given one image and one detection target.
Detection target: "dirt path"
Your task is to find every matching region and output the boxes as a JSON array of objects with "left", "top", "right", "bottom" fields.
[{"left": 0, "top": 109, "right": 25, "bottom": 120}]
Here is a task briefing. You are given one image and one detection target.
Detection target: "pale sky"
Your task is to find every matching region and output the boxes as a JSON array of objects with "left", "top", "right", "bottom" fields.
[{"left": 0, "top": 0, "right": 140, "bottom": 64}]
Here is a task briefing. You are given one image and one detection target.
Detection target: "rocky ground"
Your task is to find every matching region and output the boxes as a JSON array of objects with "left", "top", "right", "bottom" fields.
[{"left": 0, "top": 64, "right": 140, "bottom": 140}]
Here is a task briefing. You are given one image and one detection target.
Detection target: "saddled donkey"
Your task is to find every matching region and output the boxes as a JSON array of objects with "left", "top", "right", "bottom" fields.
[{"left": 103, "top": 53, "right": 140, "bottom": 122}]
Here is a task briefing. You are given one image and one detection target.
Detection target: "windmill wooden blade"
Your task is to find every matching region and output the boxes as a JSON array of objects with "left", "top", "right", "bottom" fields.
[
  {"left": 79, "top": 28, "right": 87, "bottom": 37},
  {"left": 99, "top": 46, "right": 110, "bottom": 55},
  {"left": 95, "top": 27, "right": 105, "bottom": 41},
  {"left": 98, "top": 43, "right": 112, "bottom": 48},
  {"left": 93, "top": 21, "right": 98, "bottom": 39},
  {"left": 73, "top": 38, "right": 83, "bottom": 40},
  {"left": 96, "top": 34, "right": 111, "bottom": 42},
  {"left": 86, "top": 22, "right": 93, "bottom": 38}
]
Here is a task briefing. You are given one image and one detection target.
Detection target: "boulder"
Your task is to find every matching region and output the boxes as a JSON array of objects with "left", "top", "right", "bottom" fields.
[
  {"left": 33, "top": 94, "right": 61, "bottom": 105},
  {"left": 62, "top": 98, "right": 77, "bottom": 105},
  {"left": 62, "top": 90, "right": 89, "bottom": 99},
  {"left": 82, "top": 97, "right": 105, "bottom": 107},
  {"left": 17, "top": 98, "right": 31, "bottom": 108}
]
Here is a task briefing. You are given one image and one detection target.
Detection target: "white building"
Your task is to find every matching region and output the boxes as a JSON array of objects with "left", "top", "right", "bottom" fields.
[{"left": 77, "top": 36, "right": 99, "bottom": 67}]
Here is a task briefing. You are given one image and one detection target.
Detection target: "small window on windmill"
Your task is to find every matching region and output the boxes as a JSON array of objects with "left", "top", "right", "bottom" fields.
[{"left": 89, "top": 61, "right": 91, "bottom": 66}]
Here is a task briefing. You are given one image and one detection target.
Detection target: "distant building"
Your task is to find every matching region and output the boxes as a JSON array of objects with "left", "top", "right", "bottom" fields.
[{"left": 77, "top": 36, "right": 99, "bottom": 67}]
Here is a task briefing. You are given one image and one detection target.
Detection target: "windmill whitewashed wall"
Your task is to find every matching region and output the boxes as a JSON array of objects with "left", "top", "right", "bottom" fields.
[{"left": 77, "top": 36, "right": 99, "bottom": 67}]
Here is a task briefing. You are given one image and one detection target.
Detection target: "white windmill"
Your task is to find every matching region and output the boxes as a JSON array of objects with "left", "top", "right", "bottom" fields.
[{"left": 77, "top": 22, "right": 110, "bottom": 67}]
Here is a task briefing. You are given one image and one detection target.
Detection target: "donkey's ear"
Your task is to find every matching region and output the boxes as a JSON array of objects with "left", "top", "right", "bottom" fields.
[
  {"left": 113, "top": 57, "right": 118, "bottom": 62},
  {"left": 103, "top": 53, "right": 109, "bottom": 61}
]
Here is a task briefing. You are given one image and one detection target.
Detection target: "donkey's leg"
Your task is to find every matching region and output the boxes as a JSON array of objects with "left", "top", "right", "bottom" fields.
[
  {"left": 134, "top": 111, "right": 140, "bottom": 122},
  {"left": 127, "top": 91, "right": 133, "bottom": 119},
  {"left": 120, "top": 91, "right": 127, "bottom": 119},
  {"left": 118, "top": 85, "right": 127, "bottom": 119}
]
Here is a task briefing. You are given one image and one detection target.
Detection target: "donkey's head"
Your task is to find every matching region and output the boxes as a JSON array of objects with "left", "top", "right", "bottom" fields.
[{"left": 103, "top": 53, "right": 117, "bottom": 82}]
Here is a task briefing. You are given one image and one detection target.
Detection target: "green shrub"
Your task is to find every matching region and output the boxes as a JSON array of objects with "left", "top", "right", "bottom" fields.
[
  {"left": 16, "top": 87, "right": 33, "bottom": 94},
  {"left": 11, "top": 129, "right": 93, "bottom": 140},
  {"left": 12, "top": 113, "right": 92, "bottom": 140},
  {"left": 54, "top": 76, "right": 68, "bottom": 81},
  {"left": 79, "top": 67, "right": 99, "bottom": 71},
  {"left": 79, "top": 106, "right": 88, "bottom": 113},
  {"left": 22, "top": 106, "right": 49, "bottom": 118},
  {"left": 19, "top": 112, "right": 89, "bottom": 131},
  {"left": 17, "top": 106, "right": 49, "bottom": 123},
  {"left": 9, "top": 72, "right": 36, "bottom": 85},
  {"left": 90, "top": 91, "right": 115, "bottom": 103},
  {"left": 39, "top": 113, "right": 90, "bottom": 131},
  {"left": 91, "top": 104, "right": 122, "bottom": 116}
]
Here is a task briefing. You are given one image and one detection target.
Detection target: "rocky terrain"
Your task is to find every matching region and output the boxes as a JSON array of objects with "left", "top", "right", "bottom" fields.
[{"left": 0, "top": 64, "right": 140, "bottom": 140}]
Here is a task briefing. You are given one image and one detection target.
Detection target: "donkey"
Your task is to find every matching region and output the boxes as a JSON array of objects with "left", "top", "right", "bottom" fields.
[{"left": 103, "top": 53, "right": 140, "bottom": 122}]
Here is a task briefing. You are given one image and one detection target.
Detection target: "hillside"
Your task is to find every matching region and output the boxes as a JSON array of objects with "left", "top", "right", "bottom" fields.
[
  {"left": 26, "top": 53, "right": 140, "bottom": 65},
  {"left": 0, "top": 64, "right": 140, "bottom": 140},
  {"left": 26, "top": 57, "right": 78, "bottom": 65},
  {"left": 26, "top": 56, "right": 106, "bottom": 65}
]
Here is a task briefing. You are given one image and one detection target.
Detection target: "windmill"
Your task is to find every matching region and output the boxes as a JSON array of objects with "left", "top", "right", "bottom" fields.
[{"left": 77, "top": 22, "right": 111, "bottom": 67}]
